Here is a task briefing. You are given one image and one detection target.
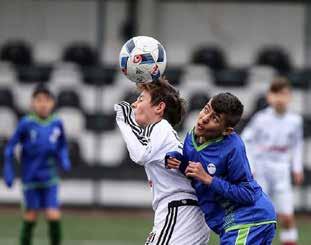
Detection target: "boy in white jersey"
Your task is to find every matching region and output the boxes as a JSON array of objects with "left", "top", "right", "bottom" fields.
[
  {"left": 114, "top": 78, "right": 209, "bottom": 245},
  {"left": 242, "top": 78, "right": 304, "bottom": 245}
]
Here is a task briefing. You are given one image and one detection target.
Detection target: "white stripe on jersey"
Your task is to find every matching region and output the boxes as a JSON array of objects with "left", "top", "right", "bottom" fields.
[{"left": 116, "top": 116, "right": 196, "bottom": 211}]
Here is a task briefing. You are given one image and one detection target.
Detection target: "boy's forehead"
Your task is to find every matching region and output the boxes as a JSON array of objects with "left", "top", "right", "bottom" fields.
[{"left": 33, "top": 92, "right": 54, "bottom": 100}]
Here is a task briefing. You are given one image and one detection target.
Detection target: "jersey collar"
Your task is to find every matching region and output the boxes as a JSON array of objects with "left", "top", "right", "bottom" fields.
[
  {"left": 191, "top": 128, "right": 224, "bottom": 151},
  {"left": 28, "top": 113, "right": 56, "bottom": 125}
]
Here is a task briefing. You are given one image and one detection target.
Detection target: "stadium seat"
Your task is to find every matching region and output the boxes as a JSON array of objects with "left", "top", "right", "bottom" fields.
[
  {"left": 85, "top": 113, "right": 116, "bottom": 132},
  {"left": 63, "top": 42, "right": 98, "bottom": 67},
  {"left": 0, "top": 107, "right": 17, "bottom": 137},
  {"left": 82, "top": 65, "right": 116, "bottom": 86},
  {"left": 304, "top": 138, "right": 311, "bottom": 170},
  {"left": 213, "top": 68, "right": 248, "bottom": 87},
  {"left": 0, "top": 136, "right": 8, "bottom": 166},
  {"left": 0, "top": 62, "right": 17, "bottom": 87},
  {"left": 252, "top": 94, "right": 268, "bottom": 114},
  {"left": 0, "top": 88, "right": 15, "bottom": 109},
  {"left": 188, "top": 92, "right": 210, "bottom": 112},
  {"left": 97, "top": 131, "right": 126, "bottom": 167},
  {"left": 49, "top": 62, "right": 83, "bottom": 93},
  {"left": 180, "top": 65, "right": 214, "bottom": 99},
  {"left": 79, "top": 85, "right": 98, "bottom": 113},
  {"left": 67, "top": 139, "right": 83, "bottom": 166},
  {"left": 122, "top": 90, "right": 140, "bottom": 104},
  {"left": 288, "top": 89, "right": 305, "bottom": 115},
  {"left": 14, "top": 83, "right": 39, "bottom": 112},
  {"left": 16, "top": 64, "right": 52, "bottom": 84},
  {"left": 235, "top": 117, "right": 251, "bottom": 134},
  {"left": 191, "top": 45, "right": 227, "bottom": 71},
  {"left": 286, "top": 69, "right": 311, "bottom": 89},
  {"left": 57, "top": 108, "right": 85, "bottom": 140},
  {"left": 0, "top": 40, "right": 33, "bottom": 66},
  {"left": 255, "top": 46, "right": 292, "bottom": 74},
  {"left": 79, "top": 131, "right": 97, "bottom": 165},
  {"left": 57, "top": 90, "right": 81, "bottom": 109},
  {"left": 34, "top": 41, "right": 61, "bottom": 64},
  {"left": 164, "top": 66, "right": 183, "bottom": 86},
  {"left": 303, "top": 116, "right": 311, "bottom": 138}
]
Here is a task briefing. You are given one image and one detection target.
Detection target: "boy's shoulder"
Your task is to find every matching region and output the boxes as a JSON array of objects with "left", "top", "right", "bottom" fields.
[
  {"left": 23, "top": 113, "right": 62, "bottom": 126},
  {"left": 224, "top": 133, "right": 245, "bottom": 150}
]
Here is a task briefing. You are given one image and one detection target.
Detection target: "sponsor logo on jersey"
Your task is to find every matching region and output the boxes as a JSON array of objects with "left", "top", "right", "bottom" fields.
[{"left": 207, "top": 163, "right": 216, "bottom": 175}]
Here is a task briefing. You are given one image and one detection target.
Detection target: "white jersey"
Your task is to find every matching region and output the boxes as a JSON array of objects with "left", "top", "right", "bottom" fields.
[
  {"left": 242, "top": 107, "right": 303, "bottom": 173},
  {"left": 115, "top": 102, "right": 209, "bottom": 244},
  {"left": 116, "top": 116, "right": 197, "bottom": 211}
]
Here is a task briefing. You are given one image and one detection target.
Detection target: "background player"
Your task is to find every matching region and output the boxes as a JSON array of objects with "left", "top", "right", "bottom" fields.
[
  {"left": 166, "top": 92, "right": 277, "bottom": 244},
  {"left": 242, "top": 78, "right": 303, "bottom": 245},
  {"left": 3, "top": 85, "right": 71, "bottom": 245},
  {"left": 114, "top": 78, "right": 209, "bottom": 245}
]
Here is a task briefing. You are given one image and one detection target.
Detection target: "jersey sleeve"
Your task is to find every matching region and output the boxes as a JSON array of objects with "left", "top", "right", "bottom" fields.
[
  {"left": 57, "top": 121, "right": 71, "bottom": 171},
  {"left": 209, "top": 143, "right": 258, "bottom": 205},
  {"left": 116, "top": 118, "right": 171, "bottom": 166},
  {"left": 115, "top": 101, "right": 177, "bottom": 166},
  {"left": 291, "top": 117, "right": 303, "bottom": 173},
  {"left": 3, "top": 119, "right": 26, "bottom": 187}
]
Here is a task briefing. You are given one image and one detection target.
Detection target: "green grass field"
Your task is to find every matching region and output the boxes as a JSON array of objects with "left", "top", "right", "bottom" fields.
[{"left": 0, "top": 208, "right": 311, "bottom": 245}]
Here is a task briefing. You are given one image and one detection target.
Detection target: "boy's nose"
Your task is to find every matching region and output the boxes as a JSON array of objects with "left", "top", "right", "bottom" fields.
[{"left": 202, "top": 114, "right": 210, "bottom": 123}]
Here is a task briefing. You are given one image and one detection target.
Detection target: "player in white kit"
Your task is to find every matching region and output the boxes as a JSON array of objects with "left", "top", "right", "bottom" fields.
[
  {"left": 114, "top": 78, "right": 209, "bottom": 245},
  {"left": 242, "top": 78, "right": 304, "bottom": 245}
]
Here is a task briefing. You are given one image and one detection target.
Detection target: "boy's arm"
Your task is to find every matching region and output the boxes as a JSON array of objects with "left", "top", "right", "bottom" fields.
[
  {"left": 3, "top": 121, "right": 25, "bottom": 187},
  {"left": 165, "top": 151, "right": 188, "bottom": 174},
  {"left": 291, "top": 118, "right": 304, "bottom": 185},
  {"left": 115, "top": 102, "right": 166, "bottom": 166},
  {"left": 57, "top": 122, "right": 71, "bottom": 171},
  {"left": 187, "top": 146, "right": 257, "bottom": 205}
]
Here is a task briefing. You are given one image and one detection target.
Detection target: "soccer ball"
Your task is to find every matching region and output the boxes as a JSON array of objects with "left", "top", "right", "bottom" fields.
[{"left": 119, "top": 36, "right": 167, "bottom": 83}]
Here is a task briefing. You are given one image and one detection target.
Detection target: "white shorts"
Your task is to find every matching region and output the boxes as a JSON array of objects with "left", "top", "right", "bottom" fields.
[
  {"left": 145, "top": 199, "right": 209, "bottom": 245},
  {"left": 254, "top": 163, "right": 294, "bottom": 215}
]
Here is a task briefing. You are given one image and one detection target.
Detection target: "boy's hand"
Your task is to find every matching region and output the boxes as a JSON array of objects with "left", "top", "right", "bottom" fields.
[
  {"left": 185, "top": 161, "right": 213, "bottom": 185},
  {"left": 4, "top": 175, "right": 14, "bottom": 188},
  {"left": 166, "top": 157, "right": 181, "bottom": 169}
]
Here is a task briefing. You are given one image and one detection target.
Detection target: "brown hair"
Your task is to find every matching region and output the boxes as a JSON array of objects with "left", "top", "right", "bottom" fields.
[
  {"left": 269, "top": 77, "right": 291, "bottom": 93},
  {"left": 137, "top": 78, "right": 186, "bottom": 127}
]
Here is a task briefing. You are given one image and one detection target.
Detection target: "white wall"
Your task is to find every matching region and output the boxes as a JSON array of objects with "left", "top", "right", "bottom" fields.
[
  {"left": 0, "top": 1, "right": 306, "bottom": 67},
  {"left": 158, "top": 3, "right": 305, "bottom": 67}
]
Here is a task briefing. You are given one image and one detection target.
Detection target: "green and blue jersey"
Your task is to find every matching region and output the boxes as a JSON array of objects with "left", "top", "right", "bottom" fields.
[
  {"left": 3, "top": 113, "right": 71, "bottom": 190},
  {"left": 168, "top": 130, "right": 276, "bottom": 235}
]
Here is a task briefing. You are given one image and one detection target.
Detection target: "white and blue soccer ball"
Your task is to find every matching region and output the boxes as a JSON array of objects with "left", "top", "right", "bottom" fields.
[{"left": 119, "top": 36, "right": 167, "bottom": 83}]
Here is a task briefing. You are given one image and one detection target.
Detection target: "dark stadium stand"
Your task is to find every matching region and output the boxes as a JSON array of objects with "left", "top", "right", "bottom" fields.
[
  {"left": 0, "top": 40, "right": 311, "bottom": 209},
  {"left": 63, "top": 42, "right": 99, "bottom": 67},
  {"left": 256, "top": 45, "right": 292, "bottom": 75},
  {"left": 213, "top": 68, "right": 248, "bottom": 87},
  {"left": 192, "top": 45, "right": 227, "bottom": 71},
  {"left": 0, "top": 40, "right": 33, "bottom": 66}
]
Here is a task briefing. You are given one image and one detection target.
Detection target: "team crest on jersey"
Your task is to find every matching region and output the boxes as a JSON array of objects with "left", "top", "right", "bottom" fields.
[
  {"left": 49, "top": 127, "right": 61, "bottom": 143},
  {"left": 207, "top": 163, "right": 216, "bottom": 175}
]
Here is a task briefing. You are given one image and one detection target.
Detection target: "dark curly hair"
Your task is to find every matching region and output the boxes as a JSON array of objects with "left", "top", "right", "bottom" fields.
[
  {"left": 137, "top": 78, "right": 186, "bottom": 127},
  {"left": 211, "top": 92, "right": 244, "bottom": 127}
]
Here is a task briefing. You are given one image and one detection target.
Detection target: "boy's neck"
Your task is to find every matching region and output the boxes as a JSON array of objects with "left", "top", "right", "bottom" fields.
[{"left": 195, "top": 134, "right": 224, "bottom": 145}]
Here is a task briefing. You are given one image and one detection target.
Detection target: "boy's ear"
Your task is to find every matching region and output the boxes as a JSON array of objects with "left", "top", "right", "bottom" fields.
[
  {"left": 222, "top": 127, "right": 233, "bottom": 136},
  {"left": 155, "top": 101, "right": 166, "bottom": 114}
]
